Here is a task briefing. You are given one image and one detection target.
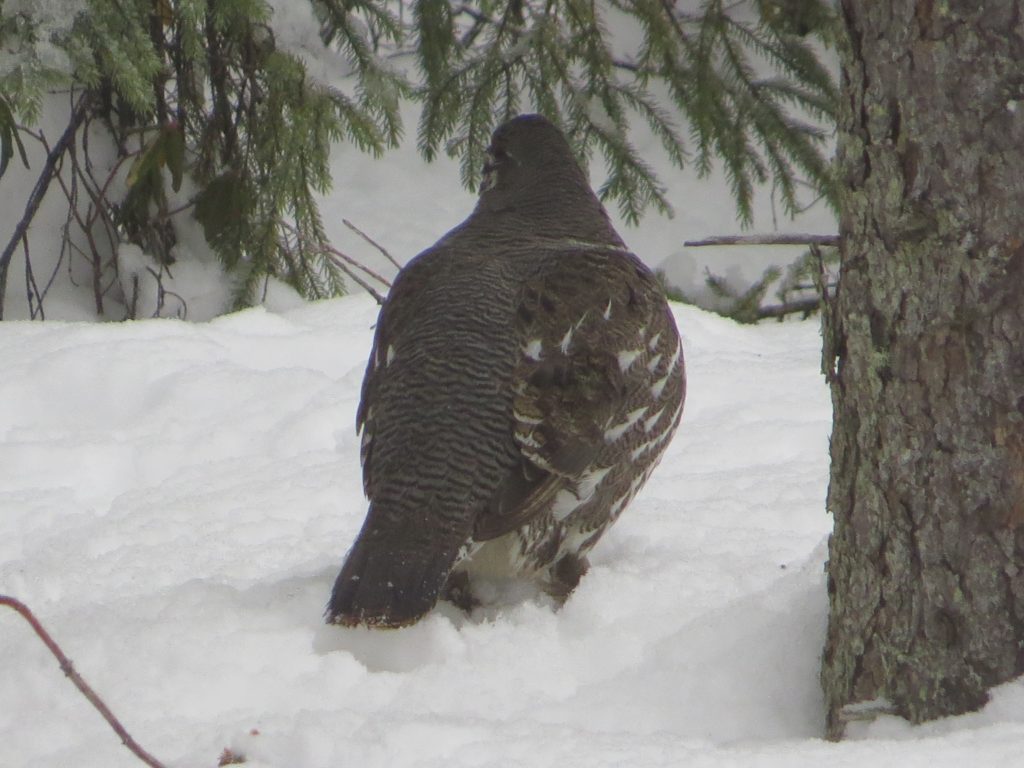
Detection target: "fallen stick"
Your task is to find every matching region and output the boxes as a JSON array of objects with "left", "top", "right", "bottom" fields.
[
  {"left": 683, "top": 233, "right": 840, "bottom": 248},
  {"left": 0, "top": 594, "right": 168, "bottom": 768}
]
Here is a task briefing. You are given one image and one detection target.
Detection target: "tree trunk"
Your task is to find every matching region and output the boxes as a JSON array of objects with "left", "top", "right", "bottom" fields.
[{"left": 821, "top": 1, "right": 1024, "bottom": 738}]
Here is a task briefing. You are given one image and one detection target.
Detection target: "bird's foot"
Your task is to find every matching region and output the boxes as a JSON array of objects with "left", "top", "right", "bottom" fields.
[
  {"left": 441, "top": 570, "right": 480, "bottom": 614},
  {"left": 545, "top": 553, "right": 590, "bottom": 604}
]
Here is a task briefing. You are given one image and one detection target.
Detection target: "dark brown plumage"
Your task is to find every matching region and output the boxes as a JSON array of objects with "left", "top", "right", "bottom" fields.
[{"left": 327, "top": 114, "right": 686, "bottom": 628}]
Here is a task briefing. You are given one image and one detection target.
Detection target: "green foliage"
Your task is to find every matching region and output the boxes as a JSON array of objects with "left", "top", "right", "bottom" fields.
[
  {"left": 3, "top": 0, "right": 838, "bottom": 315},
  {"left": 125, "top": 124, "right": 186, "bottom": 194},
  {"left": 66, "top": 0, "right": 164, "bottom": 114},
  {"left": 404, "top": 0, "right": 838, "bottom": 225},
  {"left": 774, "top": 242, "right": 837, "bottom": 307},
  {"left": 0, "top": 4, "right": 66, "bottom": 127},
  {"left": 757, "top": 0, "right": 835, "bottom": 38},
  {"left": 131, "top": 0, "right": 406, "bottom": 306},
  {"left": 312, "top": 0, "right": 407, "bottom": 148},
  {"left": 411, "top": 0, "right": 685, "bottom": 223},
  {"left": 3, "top": 0, "right": 406, "bottom": 310},
  {"left": 0, "top": 93, "right": 28, "bottom": 179},
  {"left": 117, "top": 123, "right": 187, "bottom": 263}
]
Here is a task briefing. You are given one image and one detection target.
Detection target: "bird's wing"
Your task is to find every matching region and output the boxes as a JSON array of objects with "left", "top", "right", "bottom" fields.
[
  {"left": 355, "top": 317, "right": 385, "bottom": 498},
  {"left": 474, "top": 247, "right": 667, "bottom": 541},
  {"left": 355, "top": 256, "right": 425, "bottom": 497}
]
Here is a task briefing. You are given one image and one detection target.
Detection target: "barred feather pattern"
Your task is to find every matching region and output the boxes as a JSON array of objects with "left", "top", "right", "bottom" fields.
[
  {"left": 327, "top": 115, "right": 685, "bottom": 628},
  {"left": 455, "top": 246, "right": 685, "bottom": 592}
]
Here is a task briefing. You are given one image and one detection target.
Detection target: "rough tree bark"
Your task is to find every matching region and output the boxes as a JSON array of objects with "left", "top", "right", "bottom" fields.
[{"left": 821, "top": 1, "right": 1024, "bottom": 738}]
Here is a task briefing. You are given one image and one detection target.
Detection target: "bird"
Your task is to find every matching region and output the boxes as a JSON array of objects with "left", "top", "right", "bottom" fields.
[{"left": 326, "top": 113, "right": 686, "bottom": 628}]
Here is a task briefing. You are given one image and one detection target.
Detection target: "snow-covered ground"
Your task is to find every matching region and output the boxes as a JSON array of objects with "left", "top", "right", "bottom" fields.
[
  {"left": 4, "top": 297, "right": 1024, "bottom": 767},
  {"left": 5, "top": 6, "right": 1024, "bottom": 766}
]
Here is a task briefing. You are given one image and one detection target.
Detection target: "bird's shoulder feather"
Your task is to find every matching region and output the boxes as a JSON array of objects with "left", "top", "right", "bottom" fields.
[{"left": 474, "top": 245, "right": 678, "bottom": 540}]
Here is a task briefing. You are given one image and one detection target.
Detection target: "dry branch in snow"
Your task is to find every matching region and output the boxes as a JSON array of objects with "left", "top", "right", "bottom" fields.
[{"left": 0, "top": 594, "right": 169, "bottom": 768}]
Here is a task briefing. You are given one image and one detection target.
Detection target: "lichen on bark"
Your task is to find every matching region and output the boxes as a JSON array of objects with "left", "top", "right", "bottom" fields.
[{"left": 821, "top": 0, "right": 1024, "bottom": 739}]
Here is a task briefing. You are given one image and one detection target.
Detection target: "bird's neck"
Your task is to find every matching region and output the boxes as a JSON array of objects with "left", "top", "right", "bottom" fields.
[{"left": 464, "top": 191, "right": 624, "bottom": 248}]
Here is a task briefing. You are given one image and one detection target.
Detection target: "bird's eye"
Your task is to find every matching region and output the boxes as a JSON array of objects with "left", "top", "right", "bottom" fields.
[
  {"left": 485, "top": 145, "right": 512, "bottom": 167},
  {"left": 481, "top": 146, "right": 515, "bottom": 192}
]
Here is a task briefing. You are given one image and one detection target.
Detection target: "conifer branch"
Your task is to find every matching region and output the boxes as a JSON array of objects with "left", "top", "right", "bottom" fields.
[
  {"left": 684, "top": 233, "right": 840, "bottom": 247},
  {"left": 436, "top": 0, "right": 834, "bottom": 223},
  {"left": 4, "top": 0, "right": 840, "bottom": 315},
  {"left": 0, "top": 595, "right": 168, "bottom": 768}
]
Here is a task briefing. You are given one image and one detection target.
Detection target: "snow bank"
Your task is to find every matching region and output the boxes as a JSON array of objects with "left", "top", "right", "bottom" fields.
[{"left": 3, "top": 298, "right": 1022, "bottom": 768}]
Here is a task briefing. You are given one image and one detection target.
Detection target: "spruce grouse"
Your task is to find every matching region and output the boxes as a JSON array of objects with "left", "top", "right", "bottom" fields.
[{"left": 327, "top": 114, "right": 686, "bottom": 627}]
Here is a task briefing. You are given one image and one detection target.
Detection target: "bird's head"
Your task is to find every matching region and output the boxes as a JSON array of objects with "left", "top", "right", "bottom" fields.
[{"left": 475, "top": 114, "right": 593, "bottom": 214}]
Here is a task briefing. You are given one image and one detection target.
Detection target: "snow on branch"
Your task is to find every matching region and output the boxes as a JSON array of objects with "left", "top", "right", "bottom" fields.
[{"left": 684, "top": 233, "right": 840, "bottom": 248}]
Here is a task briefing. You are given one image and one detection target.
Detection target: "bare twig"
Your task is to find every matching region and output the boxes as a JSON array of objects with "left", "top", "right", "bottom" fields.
[
  {"left": 684, "top": 233, "right": 840, "bottom": 248},
  {"left": 325, "top": 241, "right": 392, "bottom": 291},
  {"left": 0, "top": 594, "right": 169, "bottom": 768},
  {"left": 754, "top": 296, "right": 822, "bottom": 320},
  {"left": 612, "top": 57, "right": 643, "bottom": 73},
  {"left": 65, "top": 125, "right": 106, "bottom": 314},
  {"left": 146, "top": 265, "right": 188, "bottom": 320},
  {"left": 0, "top": 94, "right": 90, "bottom": 319},
  {"left": 453, "top": 3, "right": 495, "bottom": 24},
  {"left": 342, "top": 218, "right": 402, "bottom": 271},
  {"left": 324, "top": 249, "right": 387, "bottom": 305},
  {"left": 23, "top": 235, "right": 43, "bottom": 320},
  {"left": 17, "top": 87, "right": 122, "bottom": 317},
  {"left": 279, "top": 221, "right": 391, "bottom": 304}
]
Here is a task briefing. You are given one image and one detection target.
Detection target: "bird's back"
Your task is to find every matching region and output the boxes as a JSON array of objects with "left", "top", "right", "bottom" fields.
[
  {"left": 359, "top": 244, "right": 526, "bottom": 520},
  {"left": 330, "top": 240, "right": 539, "bottom": 626},
  {"left": 326, "top": 114, "right": 685, "bottom": 628}
]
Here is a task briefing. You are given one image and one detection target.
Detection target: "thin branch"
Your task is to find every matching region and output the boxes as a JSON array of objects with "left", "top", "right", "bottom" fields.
[
  {"left": 160, "top": 198, "right": 196, "bottom": 220},
  {"left": 58, "top": 126, "right": 106, "bottom": 314},
  {"left": 324, "top": 249, "right": 387, "bottom": 305},
  {"left": 23, "top": 235, "right": 43, "bottom": 320},
  {"left": 453, "top": 3, "right": 495, "bottom": 25},
  {"left": 612, "top": 57, "right": 643, "bottom": 73},
  {"left": 755, "top": 295, "right": 821, "bottom": 320},
  {"left": 279, "top": 221, "right": 391, "bottom": 303},
  {"left": 342, "top": 218, "right": 402, "bottom": 271},
  {"left": 0, "top": 94, "right": 90, "bottom": 319},
  {"left": 0, "top": 594, "right": 168, "bottom": 768},
  {"left": 325, "top": 242, "right": 392, "bottom": 291},
  {"left": 684, "top": 233, "right": 840, "bottom": 247}
]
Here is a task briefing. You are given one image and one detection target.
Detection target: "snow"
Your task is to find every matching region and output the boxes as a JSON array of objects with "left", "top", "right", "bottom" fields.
[
  {"left": 1, "top": 0, "right": 79, "bottom": 76},
  {"left": 4, "top": 6, "right": 1024, "bottom": 767},
  {"left": 2, "top": 296, "right": 1022, "bottom": 767}
]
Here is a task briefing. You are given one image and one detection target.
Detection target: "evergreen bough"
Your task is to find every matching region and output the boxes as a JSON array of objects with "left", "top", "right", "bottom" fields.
[
  {"left": 1, "top": 0, "right": 836, "bottom": 314},
  {"left": 408, "top": 0, "right": 837, "bottom": 224},
  {"left": 1, "top": 0, "right": 406, "bottom": 312}
]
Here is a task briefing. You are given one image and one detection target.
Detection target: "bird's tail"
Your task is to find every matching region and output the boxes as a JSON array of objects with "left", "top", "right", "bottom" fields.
[{"left": 325, "top": 520, "right": 460, "bottom": 628}]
